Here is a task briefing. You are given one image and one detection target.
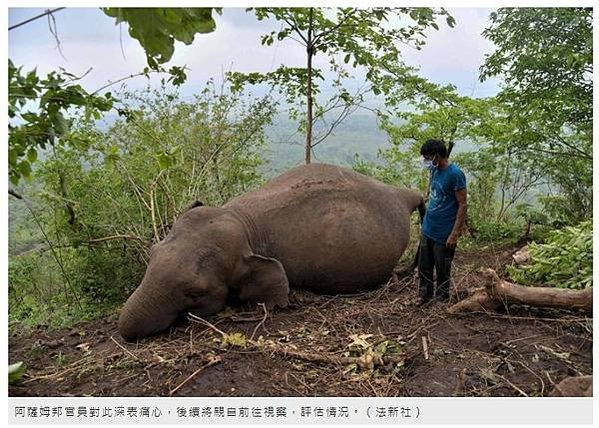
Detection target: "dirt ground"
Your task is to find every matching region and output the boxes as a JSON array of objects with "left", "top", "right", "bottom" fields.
[{"left": 8, "top": 243, "right": 592, "bottom": 397}]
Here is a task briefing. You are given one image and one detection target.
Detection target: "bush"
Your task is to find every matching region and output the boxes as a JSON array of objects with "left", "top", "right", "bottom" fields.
[
  {"left": 9, "top": 81, "right": 277, "bottom": 328},
  {"left": 468, "top": 220, "right": 522, "bottom": 245},
  {"left": 9, "top": 250, "right": 121, "bottom": 332},
  {"left": 507, "top": 221, "right": 592, "bottom": 289}
]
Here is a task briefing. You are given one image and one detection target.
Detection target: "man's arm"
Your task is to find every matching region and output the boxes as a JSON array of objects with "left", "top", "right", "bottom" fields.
[{"left": 446, "top": 189, "right": 467, "bottom": 248}]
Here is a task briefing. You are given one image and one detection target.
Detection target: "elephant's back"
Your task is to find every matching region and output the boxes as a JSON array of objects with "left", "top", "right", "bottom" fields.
[
  {"left": 225, "top": 163, "right": 397, "bottom": 210},
  {"left": 225, "top": 163, "right": 418, "bottom": 293}
]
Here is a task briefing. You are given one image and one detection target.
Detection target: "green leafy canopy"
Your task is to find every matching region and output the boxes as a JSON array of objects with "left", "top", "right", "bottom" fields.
[
  {"left": 8, "top": 60, "right": 114, "bottom": 185},
  {"left": 102, "top": 8, "right": 220, "bottom": 69},
  {"left": 9, "top": 8, "right": 221, "bottom": 186},
  {"left": 229, "top": 7, "right": 454, "bottom": 158}
]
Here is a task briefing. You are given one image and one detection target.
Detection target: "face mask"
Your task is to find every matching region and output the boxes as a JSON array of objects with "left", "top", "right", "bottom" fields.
[{"left": 421, "top": 158, "right": 435, "bottom": 170}]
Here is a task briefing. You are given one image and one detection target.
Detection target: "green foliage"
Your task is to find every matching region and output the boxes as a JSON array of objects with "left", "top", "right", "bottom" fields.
[
  {"left": 360, "top": 81, "right": 544, "bottom": 229},
  {"left": 536, "top": 196, "right": 575, "bottom": 228},
  {"left": 102, "top": 8, "right": 220, "bottom": 69},
  {"left": 481, "top": 8, "right": 592, "bottom": 129},
  {"left": 7, "top": 61, "right": 189, "bottom": 187},
  {"left": 371, "top": 8, "right": 592, "bottom": 231},
  {"left": 8, "top": 60, "right": 114, "bottom": 185},
  {"left": 480, "top": 8, "right": 592, "bottom": 220},
  {"left": 9, "top": 81, "right": 276, "bottom": 328},
  {"left": 352, "top": 149, "right": 428, "bottom": 193},
  {"left": 507, "top": 221, "right": 592, "bottom": 289},
  {"left": 514, "top": 203, "right": 549, "bottom": 227},
  {"left": 343, "top": 334, "right": 404, "bottom": 375},
  {"left": 231, "top": 7, "right": 453, "bottom": 152},
  {"left": 9, "top": 248, "right": 120, "bottom": 332},
  {"left": 378, "top": 64, "right": 468, "bottom": 153},
  {"left": 220, "top": 332, "right": 248, "bottom": 349},
  {"left": 9, "top": 7, "right": 224, "bottom": 186},
  {"left": 460, "top": 223, "right": 522, "bottom": 251}
]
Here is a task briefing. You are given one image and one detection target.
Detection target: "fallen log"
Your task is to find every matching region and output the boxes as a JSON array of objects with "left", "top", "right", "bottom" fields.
[{"left": 448, "top": 269, "right": 592, "bottom": 316}]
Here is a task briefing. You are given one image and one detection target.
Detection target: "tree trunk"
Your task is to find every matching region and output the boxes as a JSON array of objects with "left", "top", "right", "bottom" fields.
[
  {"left": 305, "top": 8, "right": 314, "bottom": 164},
  {"left": 446, "top": 140, "right": 454, "bottom": 158},
  {"left": 58, "top": 170, "right": 77, "bottom": 228},
  {"left": 448, "top": 268, "right": 592, "bottom": 316}
]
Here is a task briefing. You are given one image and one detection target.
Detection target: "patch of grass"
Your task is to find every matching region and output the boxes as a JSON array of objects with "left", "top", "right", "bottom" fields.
[{"left": 9, "top": 294, "right": 117, "bottom": 336}]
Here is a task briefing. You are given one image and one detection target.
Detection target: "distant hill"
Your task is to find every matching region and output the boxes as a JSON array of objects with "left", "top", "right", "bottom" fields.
[
  {"left": 93, "top": 93, "right": 393, "bottom": 178},
  {"left": 262, "top": 112, "right": 390, "bottom": 176}
]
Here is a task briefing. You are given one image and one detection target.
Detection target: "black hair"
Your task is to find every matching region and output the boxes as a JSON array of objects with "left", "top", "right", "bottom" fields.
[{"left": 420, "top": 139, "right": 448, "bottom": 158}]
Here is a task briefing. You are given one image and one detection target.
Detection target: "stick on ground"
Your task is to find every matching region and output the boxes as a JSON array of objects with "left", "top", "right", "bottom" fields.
[{"left": 169, "top": 356, "right": 222, "bottom": 396}]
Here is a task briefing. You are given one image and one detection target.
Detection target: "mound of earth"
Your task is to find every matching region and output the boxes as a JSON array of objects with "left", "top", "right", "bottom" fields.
[{"left": 9, "top": 243, "right": 592, "bottom": 397}]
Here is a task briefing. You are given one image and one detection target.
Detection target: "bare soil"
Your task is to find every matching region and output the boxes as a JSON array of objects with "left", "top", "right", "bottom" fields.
[{"left": 8, "top": 243, "right": 592, "bottom": 397}]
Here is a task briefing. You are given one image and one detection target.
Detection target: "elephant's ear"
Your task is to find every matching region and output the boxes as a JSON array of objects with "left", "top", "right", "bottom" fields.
[{"left": 238, "top": 254, "right": 289, "bottom": 310}]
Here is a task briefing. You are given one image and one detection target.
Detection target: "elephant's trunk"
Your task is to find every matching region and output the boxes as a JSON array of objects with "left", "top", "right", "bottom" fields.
[{"left": 118, "top": 285, "right": 178, "bottom": 341}]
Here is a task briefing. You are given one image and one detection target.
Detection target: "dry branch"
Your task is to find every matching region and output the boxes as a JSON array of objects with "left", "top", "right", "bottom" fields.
[
  {"left": 266, "top": 343, "right": 404, "bottom": 370},
  {"left": 250, "top": 303, "right": 268, "bottom": 341},
  {"left": 421, "top": 336, "right": 429, "bottom": 360},
  {"left": 448, "top": 269, "right": 592, "bottom": 316},
  {"left": 447, "top": 289, "right": 503, "bottom": 314},
  {"left": 169, "top": 356, "right": 222, "bottom": 396},
  {"left": 187, "top": 312, "right": 404, "bottom": 371},
  {"left": 110, "top": 336, "right": 141, "bottom": 361}
]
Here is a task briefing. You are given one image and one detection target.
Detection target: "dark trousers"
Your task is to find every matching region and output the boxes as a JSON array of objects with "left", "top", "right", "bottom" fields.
[{"left": 418, "top": 235, "right": 456, "bottom": 300}]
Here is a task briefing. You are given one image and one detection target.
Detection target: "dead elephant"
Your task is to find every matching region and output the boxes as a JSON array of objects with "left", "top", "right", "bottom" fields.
[{"left": 119, "top": 163, "right": 424, "bottom": 340}]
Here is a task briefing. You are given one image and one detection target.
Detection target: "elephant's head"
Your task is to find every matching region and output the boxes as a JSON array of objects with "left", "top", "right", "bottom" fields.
[{"left": 118, "top": 206, "right": 289, "bottom": 340}]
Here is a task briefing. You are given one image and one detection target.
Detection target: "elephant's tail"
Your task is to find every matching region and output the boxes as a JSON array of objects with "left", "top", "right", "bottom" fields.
[
  {"left": 417, "top": 198, "right": 426, "bottom": 225},
  {"left": 411, "top": 198, "right": 426, "bottom": 272}
]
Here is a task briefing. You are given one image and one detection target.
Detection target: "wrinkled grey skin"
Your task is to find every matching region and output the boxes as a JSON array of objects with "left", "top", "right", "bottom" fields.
[{"left": 119, "top": 163, "right": 424, "bottom": 340}]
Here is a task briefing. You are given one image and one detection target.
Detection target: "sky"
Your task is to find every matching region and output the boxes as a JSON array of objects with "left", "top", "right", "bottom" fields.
[{"left": 8, "top": 7, "right": 502, "bottom": 104}]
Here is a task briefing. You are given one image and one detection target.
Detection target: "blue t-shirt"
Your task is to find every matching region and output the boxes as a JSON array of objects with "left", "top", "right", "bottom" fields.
[{"left": 422, "top": 163, "right": 466, "bottom": 244}]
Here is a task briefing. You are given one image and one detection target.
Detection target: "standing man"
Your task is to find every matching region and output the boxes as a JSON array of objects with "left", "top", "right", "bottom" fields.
[{"left": 417, "top": 139, "right": 467, "bottom": 305}]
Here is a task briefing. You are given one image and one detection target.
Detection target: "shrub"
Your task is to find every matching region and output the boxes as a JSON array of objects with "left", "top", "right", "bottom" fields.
[{"left": 9, "top": 81, "right": 277, "bottom": 327}]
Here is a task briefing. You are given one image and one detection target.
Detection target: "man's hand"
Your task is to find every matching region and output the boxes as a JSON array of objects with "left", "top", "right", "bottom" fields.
[
  {"left": 448, "top": 188, "right": 467, "bottom": 249},
  {"left": 446, "top": 232, "right": 459, "bottom": 248}
]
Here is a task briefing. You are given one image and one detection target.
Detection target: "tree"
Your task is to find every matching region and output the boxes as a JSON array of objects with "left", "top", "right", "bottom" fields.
[
  {"left": 479, "top": 8, "right": 592, "bottom": 220},
  {"left": 229, "top": 7, "right": 455, "bottom": 164},
  {"left": 11, "top": 81, "right": 276, "bottom": 316},
  {"left": 357, "top": 68, "right": 547, "bottom": 229},
  {"left": 362, "top": 8, "right": 593, "bottom": 229},
  {"left": 8, "top": 8, "right": 219, "bottom": 186},
  {"left": 481, "top": 8, "right": 592, "bottom": 132}
]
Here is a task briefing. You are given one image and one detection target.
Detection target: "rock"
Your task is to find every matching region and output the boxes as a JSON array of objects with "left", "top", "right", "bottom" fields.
[{"left": 549, "top": 375, "right": 592, "bottom": 397}]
